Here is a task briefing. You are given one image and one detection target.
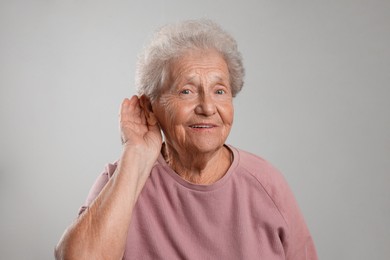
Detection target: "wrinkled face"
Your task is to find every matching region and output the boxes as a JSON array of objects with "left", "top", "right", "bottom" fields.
[{"left": 152, "top": 49, "right": 234, "bottom": 155}]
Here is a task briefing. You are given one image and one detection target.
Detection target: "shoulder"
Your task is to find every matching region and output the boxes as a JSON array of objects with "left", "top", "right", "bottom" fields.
[
  {"left": 231, "top": 146, "right": 297, "bottom": 224},
  {"left": 231, "top": 146, "right": 317, "bottom": 258},
  {"left": 232, "top": 146, "right": 286, "bottom": 190}
]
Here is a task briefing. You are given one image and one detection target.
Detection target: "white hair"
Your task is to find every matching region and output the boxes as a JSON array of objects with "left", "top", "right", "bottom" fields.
[{"left": 135, "top": 19, "right": 245, "bottom": 101}]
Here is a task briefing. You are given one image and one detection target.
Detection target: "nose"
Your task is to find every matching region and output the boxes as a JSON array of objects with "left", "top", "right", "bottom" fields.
[{"left": 194, "top": 93, "right": 216, "bottom": 116}]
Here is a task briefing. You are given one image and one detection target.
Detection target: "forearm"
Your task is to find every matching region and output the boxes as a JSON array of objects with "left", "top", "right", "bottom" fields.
[{"left": 55, "top": 148, "right": 154, "bottom": 260}]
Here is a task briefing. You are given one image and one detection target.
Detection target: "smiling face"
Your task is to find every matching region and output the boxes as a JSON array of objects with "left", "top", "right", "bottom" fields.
[{"left": 151, "top": 49, "right": 234, "bottom": 156}]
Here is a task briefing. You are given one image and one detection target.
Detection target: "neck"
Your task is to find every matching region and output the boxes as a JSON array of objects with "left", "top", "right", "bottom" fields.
[{"left": 162, "top": 144, "right": 232, "bottom": 185}]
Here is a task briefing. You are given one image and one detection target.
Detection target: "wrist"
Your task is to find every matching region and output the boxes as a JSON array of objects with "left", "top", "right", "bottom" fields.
[{"left": 119, "top": 145, "right": 158, "bottom": 174}]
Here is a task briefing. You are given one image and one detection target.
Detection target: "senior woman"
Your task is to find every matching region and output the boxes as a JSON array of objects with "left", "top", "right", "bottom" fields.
[{"left": 55, "top": 20, "right": 317, "bottom": 259}]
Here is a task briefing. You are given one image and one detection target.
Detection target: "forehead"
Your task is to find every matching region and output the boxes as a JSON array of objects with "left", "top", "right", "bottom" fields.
[{"left": 168, "top": 49, "right": 230, "bottom": 82}]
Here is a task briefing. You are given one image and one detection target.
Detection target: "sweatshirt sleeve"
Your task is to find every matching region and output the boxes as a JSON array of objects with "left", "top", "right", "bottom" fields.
[
  {"left": 78, "top": 162, "right": 118, "bottom": 216},
  {"left": 263, "top": 162, "right": 318, "bottom": 260}
]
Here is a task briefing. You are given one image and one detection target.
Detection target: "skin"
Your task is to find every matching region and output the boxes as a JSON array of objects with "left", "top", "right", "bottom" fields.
[
  {"left": 142, "top": 49, "right": 234, "bottom": 184},
  {"left": 54, "top": 49, "right": 234, "bottom": 259}
]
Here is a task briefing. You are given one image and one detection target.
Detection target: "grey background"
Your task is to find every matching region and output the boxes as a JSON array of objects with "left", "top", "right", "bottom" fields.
[{"left": 1, "top": 0, "right": 389, "bottom": 259}]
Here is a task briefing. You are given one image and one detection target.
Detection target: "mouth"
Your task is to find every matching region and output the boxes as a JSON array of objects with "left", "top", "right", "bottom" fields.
[{"left": 189, "top": 124, "right": 216, "bottom": 129}]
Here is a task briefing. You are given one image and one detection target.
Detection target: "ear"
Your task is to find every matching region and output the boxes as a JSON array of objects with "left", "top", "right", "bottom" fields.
[{"left": 139, "top": 95, "right": 158, "bottom": 125}]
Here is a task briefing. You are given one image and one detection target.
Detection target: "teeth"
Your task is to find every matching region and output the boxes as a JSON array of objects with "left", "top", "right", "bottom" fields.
[{"left": 191, "top": 125, "right": 211, "bottom": 128}]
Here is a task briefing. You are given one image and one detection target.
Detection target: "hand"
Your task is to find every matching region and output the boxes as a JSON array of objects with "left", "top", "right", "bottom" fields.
[{"left": 119, "top": 95, "right": 162, "bottom": 162}]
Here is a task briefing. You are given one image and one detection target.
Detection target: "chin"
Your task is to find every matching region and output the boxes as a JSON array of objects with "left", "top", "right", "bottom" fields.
[{"left": 188, "top": 140, "right": 226, "bottom": 154}]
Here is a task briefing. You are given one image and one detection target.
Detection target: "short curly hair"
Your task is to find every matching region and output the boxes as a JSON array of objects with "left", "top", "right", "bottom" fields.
[{"left": 135, "top": 19, "right": 245, "bottom": 101}]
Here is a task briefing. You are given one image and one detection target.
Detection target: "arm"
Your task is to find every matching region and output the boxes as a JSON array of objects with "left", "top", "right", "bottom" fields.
[
  {"left": 55, "top": 96, "right": 161, "bottom": 260},
  {"left": 267, "top": 164, "right": 318, "bottom": 260}
]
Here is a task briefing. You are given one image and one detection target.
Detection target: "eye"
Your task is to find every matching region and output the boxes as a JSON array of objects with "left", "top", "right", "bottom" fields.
[
  {"left": 215, "top": 89, "right": 226, "bottom": 95},
  {"left": 180, "top": 89, "right": 191, "bottom": 95}
]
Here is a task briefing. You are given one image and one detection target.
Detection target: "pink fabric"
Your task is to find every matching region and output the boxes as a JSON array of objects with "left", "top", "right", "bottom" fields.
[{"left": 80, "top": 145, "right": 317, "bottom": 259}]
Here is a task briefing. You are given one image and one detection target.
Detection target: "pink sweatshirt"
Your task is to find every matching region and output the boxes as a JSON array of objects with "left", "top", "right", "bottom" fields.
[{"left": 80, "top": 145, "right": 317, "bottom": 259}]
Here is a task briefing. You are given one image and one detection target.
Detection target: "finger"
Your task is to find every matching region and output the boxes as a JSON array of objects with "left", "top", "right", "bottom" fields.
[
  {"left": 119, "top": 98, "right": 131, "bottom": 123},
  {"left": 120, "top": 96, "right": 142, "bottom": 124}
]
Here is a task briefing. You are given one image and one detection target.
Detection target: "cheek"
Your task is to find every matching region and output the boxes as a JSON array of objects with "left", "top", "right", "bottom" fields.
[
  {"left": 158, "top": 94, "right": 177, "bottom": 116},
  {"left": 219, "top": 102, "right": 234, "bottom": 125},
  {"left": 159, "top": 94, "right": 196, "bottom": 122},
  {"left": 155, "top": 95, "right": 186, "bottom": 132}
]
